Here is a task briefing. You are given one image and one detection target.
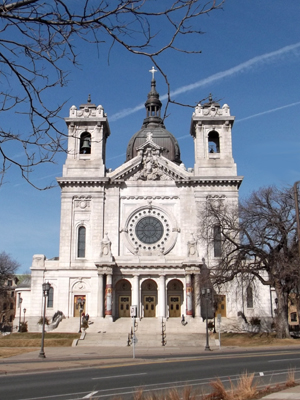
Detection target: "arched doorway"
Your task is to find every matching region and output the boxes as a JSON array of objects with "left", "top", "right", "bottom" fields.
[
  {"left": 115, "top": 279, "right": 132, "bottom": 318},
  {"left": 167, "top": 279, "right": 183, "bottom": 318},
  {"left": 141, "top": 279, "right": 157, "bottom": 318}
]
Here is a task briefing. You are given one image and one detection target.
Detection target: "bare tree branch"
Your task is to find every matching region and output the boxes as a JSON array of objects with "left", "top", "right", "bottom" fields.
[
  {"left": 198, "top": 186, "right": 300, "bottom": 338},
  {"left": 0, "top": 0, "right": 225, "bottom": 188}
]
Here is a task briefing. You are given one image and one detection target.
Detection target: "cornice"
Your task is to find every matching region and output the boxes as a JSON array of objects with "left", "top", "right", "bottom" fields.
[
  {"left": 175, "top": 176, "right": 243, "bottom": 188},
  {"left": 57, "top": 177, "right": 109, "bottom": 188}
]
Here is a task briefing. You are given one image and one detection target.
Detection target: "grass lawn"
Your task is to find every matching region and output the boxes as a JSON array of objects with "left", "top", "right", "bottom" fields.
[
  {"left": 215, "top": 332, "right": 300, "bottom": 347},
  {"left": 0, "top": 332, "right": 80, "bottom": 348}
]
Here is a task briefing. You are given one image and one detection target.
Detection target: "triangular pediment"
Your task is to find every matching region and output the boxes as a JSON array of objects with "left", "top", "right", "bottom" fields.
[{"left": 108, "top": 150, "right": 192, "bottom": 182}]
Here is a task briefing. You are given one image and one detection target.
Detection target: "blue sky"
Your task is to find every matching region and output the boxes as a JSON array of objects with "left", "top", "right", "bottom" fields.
[{"left": 1, "top": 0, "right": 300, "bottom": 273}]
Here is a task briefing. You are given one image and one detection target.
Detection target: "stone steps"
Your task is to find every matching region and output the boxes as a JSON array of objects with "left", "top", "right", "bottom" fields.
[{"left": 72, "top": 317, "right": 214, "bottom": 347}]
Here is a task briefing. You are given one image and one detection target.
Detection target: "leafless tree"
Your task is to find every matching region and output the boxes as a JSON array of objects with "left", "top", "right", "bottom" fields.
[
  {"left": 0, "top": 251, "right": 20, "bottom": 292},
  {"left": 0, "top": 0, "right": 224, "bottom": 188},
  {"left": 198, "top": 186, "right": 300, "bottom": 338}
]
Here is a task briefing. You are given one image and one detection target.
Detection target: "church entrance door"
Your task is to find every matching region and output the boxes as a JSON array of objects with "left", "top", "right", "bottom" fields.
[
  {"left": 119, "top": 296, "right": 131, "bottom": 317},
  {"left": 115, "top": 279, "right": 132, "bottom": 319},
  {"left": 169, "top": 295, "right": 181, "bottom": 318},
  {"left": 167, "top": 279, "right": 183, "bottom": 318},
  {"left": 143, "top": 295, "right": 156, "bottom": 317},
  {"left": 141, "top": 279, "right": 157, "bottom": 318},
  {"left": 74, "top": 295, "right": 86, "bottom": 317}
]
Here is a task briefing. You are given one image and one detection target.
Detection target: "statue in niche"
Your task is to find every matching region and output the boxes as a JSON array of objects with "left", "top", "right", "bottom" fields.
[
  {"left": 187, "top": 233, "right": 199, "bottom": 258},
  {"left": 100, "top": 233, "right": 112, "bottom": 258}
]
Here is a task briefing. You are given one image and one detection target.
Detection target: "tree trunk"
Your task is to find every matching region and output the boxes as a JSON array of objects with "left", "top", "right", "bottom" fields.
[{"left": 275, "top": 284, "right": 291, "bottom": 339}]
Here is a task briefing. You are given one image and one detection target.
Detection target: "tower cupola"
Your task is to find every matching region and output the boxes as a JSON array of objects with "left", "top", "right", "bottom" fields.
[{"left": 126, "top": 68, "right": 181, "bottom": 164}]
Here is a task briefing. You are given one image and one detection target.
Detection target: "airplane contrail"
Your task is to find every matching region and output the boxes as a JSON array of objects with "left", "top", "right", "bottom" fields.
[
  {"left": 109, "top": 42, "right": 300, "bottom": 122},
  {"left": 235, "top": 101, "right": 300, "bottom": 123}
]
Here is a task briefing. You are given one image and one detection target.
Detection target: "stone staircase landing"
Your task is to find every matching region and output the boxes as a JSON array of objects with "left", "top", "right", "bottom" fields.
[{"left": 55, "top": 317, "right": 214, "bottom": 347}]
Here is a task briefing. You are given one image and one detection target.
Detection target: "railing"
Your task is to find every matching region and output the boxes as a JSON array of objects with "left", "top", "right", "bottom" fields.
[
  {"left": 127, "top": 319, "right": 138, "bottom": 346},
  {"left": 161, "top": 317, "right": 166, "bottom": 346}
]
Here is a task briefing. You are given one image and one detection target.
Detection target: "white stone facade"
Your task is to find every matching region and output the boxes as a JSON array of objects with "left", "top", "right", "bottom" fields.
[{"left": 15, "top": 82, "right": 274, "bottom": 331}]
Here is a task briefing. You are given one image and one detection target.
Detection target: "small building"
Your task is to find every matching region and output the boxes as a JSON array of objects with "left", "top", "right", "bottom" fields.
[{"left": 0, "top": 276, "right": 18, "bottom": 332}]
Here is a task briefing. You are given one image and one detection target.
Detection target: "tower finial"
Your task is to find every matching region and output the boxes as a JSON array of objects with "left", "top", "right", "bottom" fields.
[
  {"left": 87, "top": 94, "right": 91, "bottom": 103},
  {"left": 149, "top": 66, "right": 157, "bottom": 80}
]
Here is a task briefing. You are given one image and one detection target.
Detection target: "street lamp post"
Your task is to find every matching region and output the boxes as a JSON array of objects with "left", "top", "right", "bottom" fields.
[
  {"left": 202, "top": 288, "right": 211, "bottom": 351},
  {"left": 18, "top": 297, "right": 23, "bottom": 332},
  {"left": 39, "top": 282, "right": 51, "bottom": 359},
  {"left": 77, "top": 297, "right": 85, "bottom": 333},
  {"left": 23, "top": 308, "right": 26, "bottom": 323}
]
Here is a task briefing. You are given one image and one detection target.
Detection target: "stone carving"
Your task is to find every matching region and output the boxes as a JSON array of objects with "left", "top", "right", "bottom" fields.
[
  {"left": 129, "top": 156, "right": 175, "bottom": 181},
  {"left": 68, "top": 104, "right": 105, "bottom": 118},
  {"left": 187, "top": 233, "right": 199, "bottom": 258},
  {"left": 74, "top": 281, "right": 86, "bottom": 290},
  {"left": 136, "top": 148, "right": 163, "bottom": 181},
  {"left": 100, "top": 233, "right": 112, "bottom": 258},
  {"left": 120, "top": 195, "right": 179, "bottom": 200},
  {"left": 193, "top": 102, "right": 231, "bottom": 117},
  {"left": 206, "top": 195, "right": 226, "bottom": 199},
  {"left": 74, "top": 196, "right": 91, "bottom": 209}
]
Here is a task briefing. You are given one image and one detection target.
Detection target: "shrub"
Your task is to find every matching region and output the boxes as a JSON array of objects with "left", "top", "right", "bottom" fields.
[
  {"left": 37, "top": 316, "right": 50, "bottom": 325},
  {"left": 207, "top": 321, "right": 214, "bottom": 331},
  {"left": 250, "top": 317, "right": 261, "bottom": 326},
  {"left": 19, "top": 322, "right": 28, "bottom": 332},
  {"left": 81, "top": 319, "right": 88, "bottom": 329}
]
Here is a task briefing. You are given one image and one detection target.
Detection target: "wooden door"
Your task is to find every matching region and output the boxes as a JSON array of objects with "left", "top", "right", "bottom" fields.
[
  {"left": 215, "top": 295, "right": 226, "bottom": 317},
  {"left": 144, "top": 295, "right": 156, "bottom": 317},
  {"left": 169, "top": 295, "right": 181, "bottom": 317},
  {"left": 119, "top": 296, "right": 131, "bottom": 317},
  {"left": 74, "top": 295, "right": 86, "bottom": 317}
]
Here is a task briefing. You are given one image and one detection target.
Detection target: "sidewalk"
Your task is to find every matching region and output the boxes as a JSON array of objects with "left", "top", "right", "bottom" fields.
[{"left": 0, "top": 346, "right": 300, "bottom": 399}]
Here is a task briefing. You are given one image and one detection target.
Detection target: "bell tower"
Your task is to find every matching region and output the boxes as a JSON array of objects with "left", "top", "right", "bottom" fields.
[
  {"left": 190, "top": 96, "right": 237, "bottom": 177},
  {"left": 63, "top": 95, "right": 110, "bottom": 178}
]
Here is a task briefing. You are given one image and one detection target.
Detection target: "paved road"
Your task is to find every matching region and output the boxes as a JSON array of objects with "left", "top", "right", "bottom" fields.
[{"left": 1, "top": 347, "right": 300, "bottom": 400}]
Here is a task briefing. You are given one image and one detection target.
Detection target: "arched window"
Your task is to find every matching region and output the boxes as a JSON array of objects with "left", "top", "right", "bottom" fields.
[
  {"left": 47, "top": 287, "right": 54, "bottom": 308},
  {"left": 208, "top": 130, "right": 220, "bottom": 153},
  {"left": 79, "top": 132, "right": 91, "bottom": 154},
  {"left": 246, "top": 286, "right": 253, "bottom": 308},
  {"left": 213, "top": 225, "right": 221, "bottom": 257},
  {"left": 78, "top": 226, "right": 86, "bottom": 258}
]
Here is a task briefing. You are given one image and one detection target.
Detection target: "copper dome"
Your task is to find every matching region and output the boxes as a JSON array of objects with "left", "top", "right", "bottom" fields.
[{"left": 126, "top": 78, "right": 181, "bottom": 165}]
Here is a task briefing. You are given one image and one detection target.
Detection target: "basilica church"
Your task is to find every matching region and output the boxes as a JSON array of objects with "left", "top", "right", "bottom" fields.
[{"left": 16, "top": 71, "right": 274, "bottom": 332}]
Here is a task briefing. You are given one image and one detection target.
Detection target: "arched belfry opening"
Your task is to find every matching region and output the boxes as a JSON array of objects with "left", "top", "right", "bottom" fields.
[
  {"left": 80, "top": 132, "right": 91, "bottom": 154},
  {"left": 208, "top": 130, "right": 220, "bottom": 153}
]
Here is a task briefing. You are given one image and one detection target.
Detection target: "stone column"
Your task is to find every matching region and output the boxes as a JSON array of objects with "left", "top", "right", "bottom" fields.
[
  {"left": 105, "top": 273, "right": 113, "bottom": 318},
  {"left": 132, "top": 275, "right": 139, "bottom": 317},
  {"left": 158, "top": 275, "right": 166, "bottom": 318},
  {"left": 97, "top": 273, "right": 104, "bottom": 317},
  {"left": 186, "top": 274, "right": 193, "bottom": 316}
]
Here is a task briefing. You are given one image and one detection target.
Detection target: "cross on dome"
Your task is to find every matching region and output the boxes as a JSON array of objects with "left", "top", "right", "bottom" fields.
[{"left": 149, "top": 66, "right": 157, "bottom": 80}]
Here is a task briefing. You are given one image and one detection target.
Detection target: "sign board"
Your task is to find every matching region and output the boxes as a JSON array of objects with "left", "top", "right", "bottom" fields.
[{"left": 130, "top": 305, "right": 137, "bottom": 317}]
